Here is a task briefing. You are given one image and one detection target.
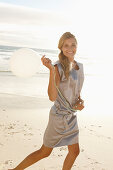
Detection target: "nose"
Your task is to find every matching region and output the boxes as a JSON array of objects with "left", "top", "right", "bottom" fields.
[{"left": 67, "top": 46, "right": 74, "bottom": 51}]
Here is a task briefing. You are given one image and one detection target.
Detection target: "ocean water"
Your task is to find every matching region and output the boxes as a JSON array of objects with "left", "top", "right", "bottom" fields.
[
  {"left": 0, "top": 45, "right": 58, "bottom": 73},
  {"left": 0, "top": 45, "right": 98, "bottom": 74},
  {"left": 0, "top": 45, "right": 59, "bottom": 97},
  {"left": 0, "top": 45, "right": 109, "bottom": 99}
]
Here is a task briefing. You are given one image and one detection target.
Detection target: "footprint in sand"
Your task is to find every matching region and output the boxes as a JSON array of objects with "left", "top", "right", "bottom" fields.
[
  {"left": 5, "top": 160, "right": 13, "bottom": 165},
  {"left": 0, "top": 143, "right": 3, "bottom": 146},
  {"left": 89, "top": 129, "right": 93, "bottom": 131},
  {"left": 8, "top": 125, "right": 14, "bottom": 129},
  {"left": 107, "top": 136, "right": 111, "bottom": 139},
  {"left": 91, "top": 161, "right": 101, "bottom": 165},
  {"left": 60, "top": 147, "right": 67, "bottom": 151},
  {"left": 90, "top": 125, "right": 102, "bottom": 128},
  {"left": 5, "top": 160, "right": 9, "bottom": 164},
  {"left": 81, "top": 148, "right": 84, "bottom": 152},
  {"left": 94, "top": 161, "right": 101, "bottom": 164},
  {"left": 28, "top": 133, "right": 33, "bottom": 136}
]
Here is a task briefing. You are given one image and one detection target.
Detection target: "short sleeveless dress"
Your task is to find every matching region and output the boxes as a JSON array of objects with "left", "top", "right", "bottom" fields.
[{"left": 43, "top": 60, "right": 84, "bottom": 148}]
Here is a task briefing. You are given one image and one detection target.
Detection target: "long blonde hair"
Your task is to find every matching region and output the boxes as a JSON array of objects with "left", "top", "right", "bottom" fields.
[{"left": 58, "top": 32, "right": 77, "bottom": 80}]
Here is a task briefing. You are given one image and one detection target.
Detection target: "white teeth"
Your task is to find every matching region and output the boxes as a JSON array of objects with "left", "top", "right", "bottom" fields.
[{"left": 68, "top": 52, "right": 73, "bottom": 54}]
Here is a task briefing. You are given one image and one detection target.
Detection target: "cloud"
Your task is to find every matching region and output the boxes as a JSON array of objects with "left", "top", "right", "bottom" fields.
[
  {"left": 0, "top": 3, "right": 72, "bottom": 48},
  {"left": 0, "top": 2, "right": 70, "bottom": 26}
]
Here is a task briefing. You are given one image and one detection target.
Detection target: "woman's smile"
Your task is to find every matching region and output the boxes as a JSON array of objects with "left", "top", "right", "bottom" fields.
[{"left": 61, "top": 38, "right": 77, "bottom": 61}]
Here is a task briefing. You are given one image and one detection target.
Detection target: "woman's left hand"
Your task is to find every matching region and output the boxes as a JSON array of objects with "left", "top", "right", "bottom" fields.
[{"left": 72, "top": 98, "right": 84, "bottom": 111}]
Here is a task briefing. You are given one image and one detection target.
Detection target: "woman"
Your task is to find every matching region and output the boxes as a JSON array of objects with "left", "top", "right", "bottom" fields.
[{"left": 8, "top": 32, "right": 84, "bottom": 170}]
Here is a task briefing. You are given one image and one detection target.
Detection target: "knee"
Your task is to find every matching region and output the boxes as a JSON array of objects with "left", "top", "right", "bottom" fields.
[
  {"left": 69, "top": 148, "right": 80, "bottom": 157},
  {"left": 39, "top": 149, "right": 51, "bottom": 158},
  {"left": 43, "top": 151, "right": 51, "bottom": 157},
  {"left": 39, "top": 145, "right": 53, "bottom": 157}
]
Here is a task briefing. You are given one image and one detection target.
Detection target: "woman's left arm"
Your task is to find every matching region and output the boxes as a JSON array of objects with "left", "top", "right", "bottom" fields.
[
  {"left": 72, "top": 63, "right": 85, "bottom": 111},
  {"left": 78, "top": 63, "right": 84, "bottom": 94}
]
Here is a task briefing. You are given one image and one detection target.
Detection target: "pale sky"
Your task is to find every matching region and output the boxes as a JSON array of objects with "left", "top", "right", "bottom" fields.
[
  {"left": 0, "top": 0, "right": 67, "bottom": 11},
  {"left": 0, "top": 0, "right": 113, "bottom": 61}
]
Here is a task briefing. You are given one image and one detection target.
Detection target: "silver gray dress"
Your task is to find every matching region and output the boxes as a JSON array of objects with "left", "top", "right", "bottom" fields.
[{"left": 43, "top": 60, "right": 84, "bottom": 148}]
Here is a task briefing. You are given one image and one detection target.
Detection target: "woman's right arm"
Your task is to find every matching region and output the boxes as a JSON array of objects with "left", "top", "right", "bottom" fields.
[
  {"left": 41, "top": 55, "right": 60, "bottom": 102},
  {"left": 48, "top": 65, "right": 60, "bottom": 101}
]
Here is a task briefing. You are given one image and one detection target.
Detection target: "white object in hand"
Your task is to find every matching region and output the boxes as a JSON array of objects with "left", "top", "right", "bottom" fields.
[{"left": 9, "top": 48, "right": 40, "bottom": 78}]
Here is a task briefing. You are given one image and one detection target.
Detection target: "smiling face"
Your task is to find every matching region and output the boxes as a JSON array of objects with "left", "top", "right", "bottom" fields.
[{"left": 61, "top": 38, "right": 77, "bottom": 62}]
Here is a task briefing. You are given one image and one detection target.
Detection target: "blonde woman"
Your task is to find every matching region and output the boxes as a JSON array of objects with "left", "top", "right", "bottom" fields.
[{"left": 9, "top": 32, "right": 84, "bottom": 170}]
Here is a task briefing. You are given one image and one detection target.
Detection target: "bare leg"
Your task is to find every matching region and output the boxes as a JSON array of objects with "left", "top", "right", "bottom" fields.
[
  {"left": 8, "top": 144, "right": 53, "bottom": 170},
  {"left": 62, "top": 143, "right": 80, "bottom": 170}
]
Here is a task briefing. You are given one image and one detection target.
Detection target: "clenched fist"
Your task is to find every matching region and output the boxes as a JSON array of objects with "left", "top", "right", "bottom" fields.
[
  {"left": 72, "top": 98, "right": 84, "bottom": 111},
  {"left": 41, "top": 55, "right": 53, "bottom": 70}
]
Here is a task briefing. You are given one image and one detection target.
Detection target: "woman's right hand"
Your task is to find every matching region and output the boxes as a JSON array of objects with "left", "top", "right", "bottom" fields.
[{"left": 41, "top": 55, "right": 53, "bottom": 70}]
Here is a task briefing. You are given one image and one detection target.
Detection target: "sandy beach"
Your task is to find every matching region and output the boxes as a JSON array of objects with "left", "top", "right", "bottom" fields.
[{"left": 0, "top": 72, "right": 113, "bottom": 170}]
